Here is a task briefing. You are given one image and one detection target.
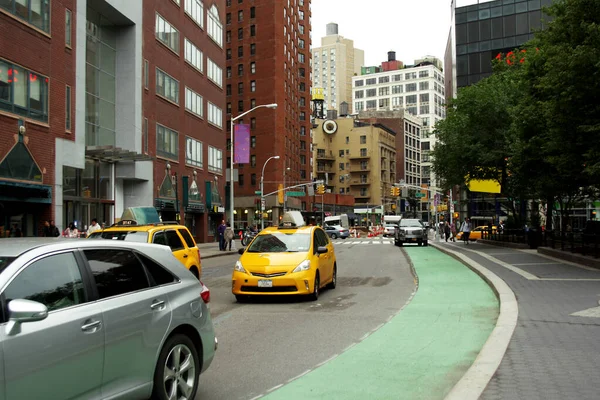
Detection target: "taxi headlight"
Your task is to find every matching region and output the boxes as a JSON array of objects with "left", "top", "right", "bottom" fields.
[
  {"left": 234, "top": 261, "right": 247, "bottom": 274},
  {"left": 292, "top": 259, "right": 311, "bottom": 273}
]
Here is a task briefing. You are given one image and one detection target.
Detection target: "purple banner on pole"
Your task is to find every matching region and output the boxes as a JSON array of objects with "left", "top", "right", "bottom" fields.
[{"left": 234, "top": 124, "right": 250, "bottom": 164}]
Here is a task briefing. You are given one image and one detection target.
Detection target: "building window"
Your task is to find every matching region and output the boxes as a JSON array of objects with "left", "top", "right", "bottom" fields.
[
  {"left": 226, "top": 84, "right": 231, "bottom": 96},
  {"left": 157, "top": 124, "right": 179, "bottom": 159},
  {"left": 250, "top": 25, "right": 256, "bottom": 36},
  {"left": 250, "top": 6, "right": 255, "bottom": 18},
  {"left": 250, "top": 117, "right": 256, "bottom": 129},
  {"left": 226, "top": 102, "right": 231, "bottom": 114},
  {"left": 238, "top": 46, "right": 243, "bottom": 57},
  {"left": 237, "top": 82, "right": 243, "bottom": 94},
  {"left": 251, "top": 173, "right": 256, "bottom": 186},
  {"left": 250, "top": 98, "right": 256, "bottom": 108},
  {"left": 186, "top": 137, "right": 203, "bottom": 168},
  {"left": 226, "top": 49, "right": 231, "bottom": 60},
  {"left": 250, "top": 80, "right": 256, "bottom": 92},
  {"left": 239, "top": 174, "right": 244, "bottom": 186},
  {"left": 208, "top": 102, "right": 223, "bottom": 128},
  {"left": 184, "top": 0, "right": 204, "bottom": 28},
  {"left": 238, "top": 63, "right": 243, "bottom": 75},
  {"left": 155, "top": 14, "right": 180, "bottom": 53},
  {"left": 0, "top": 59, "right": 49, "bottom": 122},
  {"left": 226, "top": 30, "right": 231, "bottom": 43},
  {"left": 250, "top": 62, "right": 256, "bottom": 74},
  {"left": 65, "top": 9, "right": 72, "bottom": 46},
  {"left": 250, "top": 154, "right": 256, "bottom": 167},
  {"left": 238, "top": 100, "right": 243, "bottom": 112},
  {"left": 207, "top": 5, "right": 223, "bottom": 47},
  {"left": 207, "top": 58, "right": 222, "bottom": 87},
  {"left": 208, "top": 146, "right": 223, "bottom": 174},
  {"left": 360, "top": 135, "right": 366, "bottom": 144},
  {"left": 65, "top": 85, "right": 71, "bottom": 131},
  {"left": 184, "top": 39, "right": 203, "bottom": 72},
  {"left": 250, "top": 43, "right": 256, "bottom": 55},
  {"left": 144, "top": 60, "right": 149, "bottom": 88},
  {"left": 238, "top": 27, "right": 243, "bottom": 40},
  {"left": 226, "top": 66, "right": 232, "bottom": 78},
  {"left": 2, "top": 0, "right": 50, "bottom": 32},
  {"left": 185, "top": 87, "right": 203, "bottom": 117},
  {"left": 143, "top": 118, "right": 149, "bottom": 154},
  {"left": 238, "top": 10, "right": 243, "bottom": 21},
  {"left": 251, "top": 136, "right": 256, "bottom": 147},
  {"left": 156, "top": 68, "right": 179, "bottom": 104}
]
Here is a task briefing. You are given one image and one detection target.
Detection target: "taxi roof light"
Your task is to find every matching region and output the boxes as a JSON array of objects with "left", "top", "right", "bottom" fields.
[{"left": 278, "top": 211, "right": 306, "bottom": 229}]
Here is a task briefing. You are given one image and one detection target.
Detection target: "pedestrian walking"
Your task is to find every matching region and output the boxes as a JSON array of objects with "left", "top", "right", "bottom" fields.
[
  {"left": 450, "top": 222, "right": 457, "bottom": 242},
  {"left": 224, "top": 223, "right": 235, "bottom": 251},
  {"left": 217, "top": 220, "right": 227, "bottom": 251},
  {"left": 460, "top": 218, "right": 472, "bottom": 245},
  {"left": 444, "top": 221, "right": 451, "bottom": 242}
]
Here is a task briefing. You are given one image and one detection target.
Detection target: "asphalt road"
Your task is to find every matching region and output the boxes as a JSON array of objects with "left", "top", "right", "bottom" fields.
[{"left": 196, "top": 239, "right": 416, "bottom": 400}]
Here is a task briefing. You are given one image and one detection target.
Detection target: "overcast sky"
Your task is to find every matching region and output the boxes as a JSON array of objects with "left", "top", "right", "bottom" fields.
[{"left": 310, "top": 0, "right": 454, "bottom": 67}]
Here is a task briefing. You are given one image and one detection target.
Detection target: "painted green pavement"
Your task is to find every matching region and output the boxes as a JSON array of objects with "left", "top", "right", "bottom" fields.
[{"left": 263, "top": 247, "right": 499, "bottom": 400}]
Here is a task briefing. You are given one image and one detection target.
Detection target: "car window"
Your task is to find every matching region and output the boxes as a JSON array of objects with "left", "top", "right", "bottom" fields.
[
  {"left": 178, "top": 228, "right": 196, "bottom": 248},
  {"left": 3, "top": 252, "right": 85, "bottom": 312},
  {"left": 84, "top": 249, "right": 150, "bottom": 299},
  {"left": 400, "top": 219, "right": 424, "bottom": 227},
  {"left": 246, "top": 232, "right": 311, "bottom": 253},
  {"left": 152, "top": 231, "right": 167, "bottom": 246},
  {"left": 99, "top": 231, "right": 149, "bottom": 242},
  {"left": 316, "top": 229, "right": 330, "bottom": 246},
  {"left": 165, "top": 230, "right": 185, "bottom": 251},
  {"left": 136, "top": 253, "right": 177, "bottom": 286}
]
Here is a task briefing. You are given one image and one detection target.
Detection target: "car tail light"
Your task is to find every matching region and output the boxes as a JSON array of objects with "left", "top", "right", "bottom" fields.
[{"left": 200, "top": 281, "right": 210, "bottom": 304}]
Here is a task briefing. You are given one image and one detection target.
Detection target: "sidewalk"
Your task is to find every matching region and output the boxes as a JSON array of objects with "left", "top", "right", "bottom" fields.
[
  {"left": 262, "top": 246, "right": 500, "bottom": 400},
  {"left": 198, "top": 241, "right": 240, "bottom": 259}
]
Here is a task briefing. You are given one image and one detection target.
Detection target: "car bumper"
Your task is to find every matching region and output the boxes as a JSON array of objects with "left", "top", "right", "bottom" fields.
[
  {"left": 339, "top": 232, "right": 350, "bottom": 239},
  {"left": 232, "top": 271, "right": 314, "bottom": 295},
  {"left": 397, "top": 235, "right": 425, "bottom": 242}
]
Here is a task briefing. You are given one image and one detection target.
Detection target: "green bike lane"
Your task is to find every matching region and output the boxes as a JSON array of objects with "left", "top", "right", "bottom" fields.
[{"left": 262, "top": 247, "right": 499, "bottom": 400}]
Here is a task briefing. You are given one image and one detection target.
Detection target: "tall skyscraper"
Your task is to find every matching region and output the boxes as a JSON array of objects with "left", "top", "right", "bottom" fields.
[
  {"left": 225, "top": 0, "right": 312, "bottom": 229},
  {"left": 311, "top": 23, "right": 364, "bottom": 115}
]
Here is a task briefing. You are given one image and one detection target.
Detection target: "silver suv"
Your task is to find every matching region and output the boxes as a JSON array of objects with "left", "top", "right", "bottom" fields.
[
  {"left": 0, "top": 239, "right": 217, "bottom": 400},
  {"left": 394, "top": 218, "right": 428, "bottom": 246}
]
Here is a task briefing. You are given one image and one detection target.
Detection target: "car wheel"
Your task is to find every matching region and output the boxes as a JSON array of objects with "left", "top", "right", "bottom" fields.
[
  {"left": 151, "top": 334, "right": 200, "bottom": 400},
  {"left": 327, "top": 264, "right": 337, "bottom": 289},
  {"left": 189, "top": 266, "right": 200, "bottom": 280},
  {"left": 331, "top": 233, "right": 337, "bottom": 239},
  {"left": 423, "top": 241, "right": 428, "bottom": 247},
  {"left": 309, "top": 272, "right": 320, "bottom": 301},
  {"left": 394, "top": 239, "right": 399, "bottom": 246},
  {"left": 398, "top": 241, "right": 404, "bottom": 246}
]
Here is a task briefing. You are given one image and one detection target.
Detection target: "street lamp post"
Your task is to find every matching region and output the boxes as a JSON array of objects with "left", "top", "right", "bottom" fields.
[
  {"left": 261, "top": 155, "right": 280, "bottom": 230},
  {"left": 230, "top": 103, "right": 277, "bottom": 235},
  {"left": 283, "top": 166, "right": 291, "bottom": 213}
]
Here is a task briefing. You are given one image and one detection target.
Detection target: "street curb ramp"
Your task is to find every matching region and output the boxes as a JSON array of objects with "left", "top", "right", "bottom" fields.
[{"left": 430, "top": 242, "right": 519, "bottom": 400}]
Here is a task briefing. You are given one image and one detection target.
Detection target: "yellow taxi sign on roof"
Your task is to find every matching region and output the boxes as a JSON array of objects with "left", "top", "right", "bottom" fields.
[{"left": 279, "top": 211, "right": 306, "bottom": 228}]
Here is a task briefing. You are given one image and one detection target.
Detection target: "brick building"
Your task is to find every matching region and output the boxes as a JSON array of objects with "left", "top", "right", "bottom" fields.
[
  {"left": 0, "top": 0, "right": 227, "bottom": 242},
  {"left": 225, "top": 0, "right": 312, "bottom": 230}
]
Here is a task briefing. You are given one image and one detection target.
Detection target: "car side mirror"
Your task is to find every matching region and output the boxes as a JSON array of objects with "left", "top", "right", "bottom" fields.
[
  {"left": 9, "top": 299, "right": 48, "bottom": 323},
  {"left": 238, "top": 248, "right": 245, "bottom": 255},
  {"left": 316, "top": 246, "right": 328, "bottom": 254}
]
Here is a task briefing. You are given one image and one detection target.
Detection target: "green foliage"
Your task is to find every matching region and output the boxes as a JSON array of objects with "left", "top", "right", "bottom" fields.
[{"left": 433, "top": 0, "right": 600, "bottom": 221}]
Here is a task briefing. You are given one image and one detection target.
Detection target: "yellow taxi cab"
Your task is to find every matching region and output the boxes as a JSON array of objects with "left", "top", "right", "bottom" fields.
[
  {"left": 232, "top": 211, "right": 337, "bottom": 302},
  {"left": 456, "top": 225, "right": 497, "bottom": 241},
  {"left": 90, "top": 207, "right": 202, "bottom": 279}
]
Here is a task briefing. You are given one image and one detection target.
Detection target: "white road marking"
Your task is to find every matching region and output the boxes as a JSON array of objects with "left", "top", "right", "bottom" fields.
[
  {"left": 457, "top": 246, "right": 540, "bottom": 280},
  {"left": 570, "top": 306, "right": 600, "bottom": 318},
  {"left": 266, "top": 384, "right": 284, "bottom": 393},
  {"left": 315, "top": 354, "right": 339, "bottom": 367},
  {"left": 512, "top": 262, "right": 557, "bottom": 266}
]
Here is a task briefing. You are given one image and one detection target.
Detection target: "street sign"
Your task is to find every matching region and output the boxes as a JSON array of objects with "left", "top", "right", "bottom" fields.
[
  {"left": 261, "top": 199, "right": 266, "bottom": 210},
  {"left": 255, "top": 191, "right": 262, "bottom": 195},
  {"left": 415, "top": 193, "right": 426, "bottom": 198},
  {"left": 286, "top": 191, "right": 306, "bottom": 197}
]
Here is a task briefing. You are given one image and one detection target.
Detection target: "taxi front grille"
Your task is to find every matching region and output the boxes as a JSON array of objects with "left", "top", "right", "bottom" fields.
[
  {"left": 241, "top": 286, "right": 297, "bottom": 293},
  {"left": 251, "top": 272, "right": 287, "bottom": 278}
]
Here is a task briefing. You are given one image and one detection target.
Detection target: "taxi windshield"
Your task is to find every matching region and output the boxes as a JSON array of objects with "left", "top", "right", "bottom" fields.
[{"left": 246, "top": 232, "right": 311, "bottom": 253}]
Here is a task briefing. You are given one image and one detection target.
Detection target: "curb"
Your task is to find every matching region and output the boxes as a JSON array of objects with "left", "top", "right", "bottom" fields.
[{"left": 430, "top": 242, "right": 519, "bottom": 400}]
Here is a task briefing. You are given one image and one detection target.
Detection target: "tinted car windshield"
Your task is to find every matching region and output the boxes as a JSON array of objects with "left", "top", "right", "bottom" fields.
[
  {"left": 97, "top": 231, "right": 149, "bottom": 242},
  {"left": 0, "top": 257, "right": 15, "bottom": 273},
  {"left": 400, "top": 219, "right": 423, "bottom": 227},
  {"left": 247, "top": 232, "right": 311, "bottom": 253}
]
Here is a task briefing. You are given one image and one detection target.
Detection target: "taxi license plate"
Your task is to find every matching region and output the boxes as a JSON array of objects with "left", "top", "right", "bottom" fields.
[{"left": 258, "top": 280, "right": 272, "bottom": 288}]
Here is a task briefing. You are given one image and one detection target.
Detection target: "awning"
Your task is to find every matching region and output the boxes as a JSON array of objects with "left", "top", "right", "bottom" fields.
[
  {"left": 85, "top": 146, "right": 153, "bottom": 163},
  {"left": 0, "top": 180, "right": 52, "bottom": 204}
]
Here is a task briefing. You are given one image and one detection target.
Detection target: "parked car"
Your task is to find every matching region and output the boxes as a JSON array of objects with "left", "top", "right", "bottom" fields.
[
  {"left": 0, "top": 238, "right": 217, "bottom": 400},
  {"left": 232, "top": 211, "right": 337, "bottom": 301},
  {"left": 383, "top": 223, "right": 398, "bottom": 237},
  {"left": 324, "top": 224, "right": 350, "bottom": 239},
  {"left": 92, "top": 220, "right": 202, "bottom": 279},
  {"left": 395, "top": 218, "right": 428, "bottom": 246}
]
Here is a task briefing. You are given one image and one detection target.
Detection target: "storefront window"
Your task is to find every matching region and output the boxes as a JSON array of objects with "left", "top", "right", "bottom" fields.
[{"left": 82, "top": 160, "right": 96, "bottom": 198}]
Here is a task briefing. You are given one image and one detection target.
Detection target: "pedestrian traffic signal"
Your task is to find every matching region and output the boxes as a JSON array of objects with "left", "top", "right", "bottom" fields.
[{"left": 316, "top": 184, "right": 325, "bottom": 194}]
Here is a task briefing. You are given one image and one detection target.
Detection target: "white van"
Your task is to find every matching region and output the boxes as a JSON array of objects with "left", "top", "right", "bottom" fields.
[
  {"left": 324, "top": 214, "right": 350, "bottom": 229},
  {"left": 383, "top": 215, "right": 402, "bottom": 237}
]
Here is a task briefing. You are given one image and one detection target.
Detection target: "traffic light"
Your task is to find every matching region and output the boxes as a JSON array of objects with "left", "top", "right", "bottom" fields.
[
  {"left": 316, "top": 184, "right": 325, "bottom": 194},
  {"left": 390, "top": 187, "right": 395, "bottom": 196}
]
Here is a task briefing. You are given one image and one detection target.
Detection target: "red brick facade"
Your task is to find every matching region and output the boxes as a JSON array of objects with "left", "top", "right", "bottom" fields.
[
  {"left": 225, "top": 0, "right": 312, "bottom": 213},
  {"left": 0, "top": 1, "right": 76, "bottom": 236}
]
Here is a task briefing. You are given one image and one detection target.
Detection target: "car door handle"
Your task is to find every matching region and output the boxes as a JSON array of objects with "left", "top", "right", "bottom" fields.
[
  {"left": 151, "top": 300, "right": 166, "bottom": 310},
  {"left": 81, "top": 320, "right": 102, "bottom": 332}
]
